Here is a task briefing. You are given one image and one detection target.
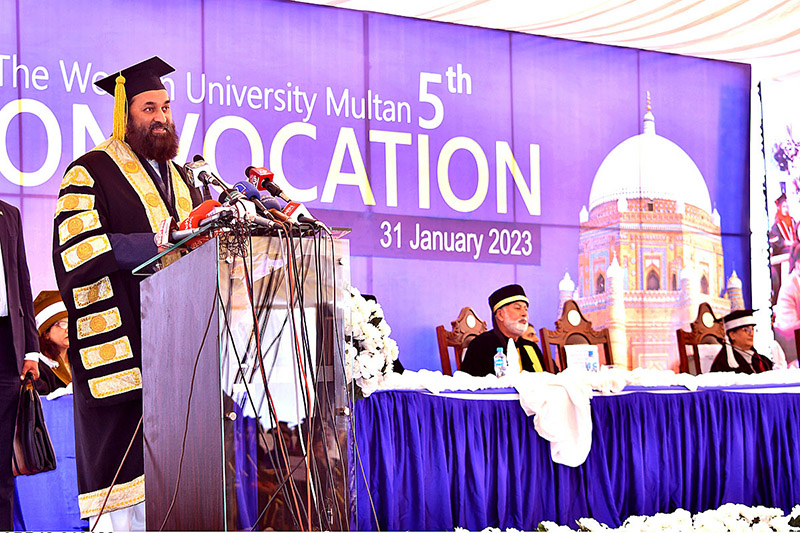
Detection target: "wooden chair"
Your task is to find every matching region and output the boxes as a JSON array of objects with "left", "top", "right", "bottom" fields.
[
  {"left": 436, "top": 307, "right": 487, "bottom": 375},
  {"left": 539, "top": 300, "right": 612, "bottom": 372},
  {"left": 676, "top": 302, "right": 724, "bottom": 375}
]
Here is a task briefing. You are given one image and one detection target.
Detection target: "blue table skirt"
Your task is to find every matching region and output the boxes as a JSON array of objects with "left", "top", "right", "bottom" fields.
[
  {"left": 352, "top": 389, "right": 800, "bottom": 531},
  {"left": 14, "top": 395, "right": 87, "bottom": 531}
]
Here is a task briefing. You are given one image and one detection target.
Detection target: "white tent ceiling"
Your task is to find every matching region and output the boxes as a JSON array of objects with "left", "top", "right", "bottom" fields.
[{"left": 294, "top": 0, "right": 800, "bottom": 81}]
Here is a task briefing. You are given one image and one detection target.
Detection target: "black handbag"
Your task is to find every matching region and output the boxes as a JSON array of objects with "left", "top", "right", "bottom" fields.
[{"left": 11, "top": 372, "right": 56, "bottom": 476}]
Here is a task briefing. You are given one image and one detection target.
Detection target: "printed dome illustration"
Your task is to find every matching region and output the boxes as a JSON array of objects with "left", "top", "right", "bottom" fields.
[{"left": 588, "top": 105, "right": 712, "bottom": 214}]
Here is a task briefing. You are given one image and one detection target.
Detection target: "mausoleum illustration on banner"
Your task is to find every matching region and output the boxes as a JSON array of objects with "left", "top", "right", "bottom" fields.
[{"left": 558, "top": 96, "right": 744, "bottom": 371}]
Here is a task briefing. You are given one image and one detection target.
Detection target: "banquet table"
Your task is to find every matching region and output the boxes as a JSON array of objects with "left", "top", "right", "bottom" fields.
[{"left": 352, "top": 385, "right": 800, "bottom": 531}]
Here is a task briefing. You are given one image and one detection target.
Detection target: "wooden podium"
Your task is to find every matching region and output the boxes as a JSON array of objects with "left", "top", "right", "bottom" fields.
[{"left": 140, "top": 234, "right": 351, "bottom": 531}]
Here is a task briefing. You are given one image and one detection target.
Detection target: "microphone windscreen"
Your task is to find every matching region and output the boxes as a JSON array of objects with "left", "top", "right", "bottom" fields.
[
  {"left": 179, "top": 199, "right": 221, "bottom": 230},
  {"left": 244, "top": 166, "right": 254, "bottom": 178},
  {"left": 193, "top": 154, "right": 204, "bottom": 162},
  {"left": 234, "top": 180, "right": 261, "bottom": 200},
  {"left": 260, "top": 195, "right": 283, "bottom": 211}
]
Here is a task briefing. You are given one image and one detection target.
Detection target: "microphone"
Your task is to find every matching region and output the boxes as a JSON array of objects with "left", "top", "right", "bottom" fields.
[
  {"left": 217, "top": 188, "right": 246, "bottom": 206},
  {"left": 260, "top": 195, "right": 283, "bottom": 211},
  {"left": 171, "top": 200, "right": 222, "bottom": 246},
  {"left": 245, "top": 166, "right": 275, "bottom": 191},
  {"left": 185, "top": 155, "right": 235, "bottom": 192},
  {"left": 264, "top": 180, "right": 293, "bottom": 204},
  {"left": 261, "top": 195, "right": 291, "bottom": 223},
  {"left": 177, "top": 200, "right": 221, "bottom": 232},
  {"left": 234, "top": 181, "right": 271, "bottom": 215},
  {"left": 245, "top": 166, "right": 293, "bottom": 206},
  {"left": 217, "top": 188, "right": 256, "bottom": 222},
  {"left": 282, "top": 201, "right": 327, "bottom": 230}
]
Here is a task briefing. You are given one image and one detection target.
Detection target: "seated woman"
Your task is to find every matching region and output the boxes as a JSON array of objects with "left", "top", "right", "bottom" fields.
[
  {"left": 33, "top": 290, "right": 72, "bottom": 395},
  {"left": 710, "top": 309, "right": 773, "bottom": 374}
]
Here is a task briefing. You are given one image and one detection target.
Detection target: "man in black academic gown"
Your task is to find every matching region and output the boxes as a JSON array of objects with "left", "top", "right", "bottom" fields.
[
  {"left": 460, "top": 284, "right": 547, "bottom": 376},
  {"left": 52, "top": 57, "right": 201, "bottom": 530},
  {"left": 710, "top": 309, "right": 773, "bottom": 374}
]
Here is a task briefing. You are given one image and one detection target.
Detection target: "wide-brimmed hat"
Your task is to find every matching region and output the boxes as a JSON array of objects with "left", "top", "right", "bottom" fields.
[{"left": 33, "top": 290, "right": 67, "bottom": 336}]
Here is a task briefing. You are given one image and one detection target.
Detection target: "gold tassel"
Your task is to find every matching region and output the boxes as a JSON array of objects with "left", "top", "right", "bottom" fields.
[{"left": 112, "top": 75, "right": 127, "bottom": 141}]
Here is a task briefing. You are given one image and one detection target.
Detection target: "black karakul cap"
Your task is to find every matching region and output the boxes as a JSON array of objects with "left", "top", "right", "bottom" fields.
[
  {"left": 721, "top": 308, "right": 756, "bottom": 332},
  {"left": 489, "top": 284, "right": 528, "bottom": 313},
  {"left": 94, "top": 56, "right": 174, "bottom": 101},
  {"left": 776, "top": 192, "right": 788, "bottom": 205}
]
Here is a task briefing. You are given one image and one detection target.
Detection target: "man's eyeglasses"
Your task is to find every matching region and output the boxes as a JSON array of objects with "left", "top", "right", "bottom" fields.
[{"left": 739, "top": 325, "right": 755, "bottom": 334}]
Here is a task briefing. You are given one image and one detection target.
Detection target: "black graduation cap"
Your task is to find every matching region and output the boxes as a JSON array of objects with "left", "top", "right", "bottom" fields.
[
  {"left": 489, "top": 284, "right": 528, "bottom": 313},
  {"left": 94, "top": 57, "right": 174, "bottom": 141},
  {"left": 94, "top": 56, "right": 174, "bottom": 101},
  {"left": 720, "top": 308, "right": 757, "bottom": 332}
]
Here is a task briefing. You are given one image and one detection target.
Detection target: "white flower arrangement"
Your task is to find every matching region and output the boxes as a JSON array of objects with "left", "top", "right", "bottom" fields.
[
  {"left": 453, "top": 503, "right": 800, "bottom": 532},
  {"left": 344, "top": 285, "right": 399, "bottom": 396}
]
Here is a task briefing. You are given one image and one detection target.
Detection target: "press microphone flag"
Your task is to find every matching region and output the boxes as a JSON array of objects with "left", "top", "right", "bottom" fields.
[
  {"left": 245, "top": 166, "right": 275, "bottom": 191},
  {"left": 282, "top": 201, "right": 327, "bottom": 230},
  {"left": 178, "top": 200, "right": 221, "bottom": 231}
]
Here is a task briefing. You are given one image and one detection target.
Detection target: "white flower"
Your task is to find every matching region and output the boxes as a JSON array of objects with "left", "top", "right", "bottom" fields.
[
  {"left": 349, "top": 316, "right": 364, "bottom": 337},
  {"left": 359, "top": 337, "right": 379, "bottom": 355},
  {"left": 767, "top": 516, "right": 792, "bottom": 531},
  {"left": 344, "top": 343, "right": 358, "bottom": 359},
  {"left": 383, "top": 337, "right": 399, "bottom": 362},
  {"left": 575, "top": 517, "right": 607, "bottom": 531},
  {"left": 343, "top": 285, "right": 401, "bottom": 390},
  {"left": 361, "top": 322, "right": 381, "bottom": 341},
  {"left": 620, "top": 515, "right": 647, "bottom": 531},
  {"left": 789, "top": 504, "right": 800, "bottom": 519},
  {"left": 538, "top": 521, "right": 575, "bottom": 532}
]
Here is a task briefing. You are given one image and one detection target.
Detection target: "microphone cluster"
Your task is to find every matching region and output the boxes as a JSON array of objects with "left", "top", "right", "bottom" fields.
[{"left": 175, "top": 157, "right": 329, "bottom": 244}]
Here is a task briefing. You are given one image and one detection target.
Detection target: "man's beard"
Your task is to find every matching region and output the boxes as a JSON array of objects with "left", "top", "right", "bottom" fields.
[
  {"left": 126, "top": 118, "right": 179, "bottom": 162},
  {"left": 502, "top": 316, "right": 527, "bottom": 337}
]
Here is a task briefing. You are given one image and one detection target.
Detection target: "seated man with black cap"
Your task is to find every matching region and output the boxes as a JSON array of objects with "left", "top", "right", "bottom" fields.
[
  {"left": 460, "top": 284, "right": 547, "bottom": 376},
  {"left": 710, "top": 309, "right": 773, "bottom": 374},
  {"left": 52, "top": 57, "right": 202, "bottom": 530}
]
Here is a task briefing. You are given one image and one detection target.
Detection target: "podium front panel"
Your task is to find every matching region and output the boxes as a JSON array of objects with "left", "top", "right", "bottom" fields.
[{"left": 142, "top": 235, "right": 351, "bottom": 531}]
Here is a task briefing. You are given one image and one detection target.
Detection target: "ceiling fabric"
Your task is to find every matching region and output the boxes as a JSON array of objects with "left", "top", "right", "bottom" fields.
[{"left": 294, "top": 0, "right": 800, "bottom": 81}]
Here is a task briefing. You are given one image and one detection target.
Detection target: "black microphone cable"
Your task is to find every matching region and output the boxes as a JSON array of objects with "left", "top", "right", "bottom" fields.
[
  {"left": 215, "top": 221, "right": 352, "bottom": 531},
  {"left": 239, "top": 219, "right": 310, "bottom": 530},
  {"left": 247, "top": 229, "right": 340, "bottom": 531},
  {"left": 277, "top": 223, "right": 319, "bottom": 530},
  {"left": 305, "top": 229, "right": 349, "bottom": 529},
  {"left": 218, "top": 227, "right": 307, "bottom": 531},
  {"left": 321, "top": 227, "right": 382, "bottom": 530},
  {"left": 280, "top": 222, "right": 346, "bottom": 530},
  {"left": 218, "top": 277, "right": 304, "bottom": 532}
]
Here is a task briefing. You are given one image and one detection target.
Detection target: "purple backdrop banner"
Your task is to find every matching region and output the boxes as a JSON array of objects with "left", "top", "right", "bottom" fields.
[{"left": 0, "top": 0, "right": 751, "bottom": 371}]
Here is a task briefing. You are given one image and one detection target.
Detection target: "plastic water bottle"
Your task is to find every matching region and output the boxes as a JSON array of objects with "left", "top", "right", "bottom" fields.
[{"left": 493, "top": 347, "right": 507, "bottom": 377}]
